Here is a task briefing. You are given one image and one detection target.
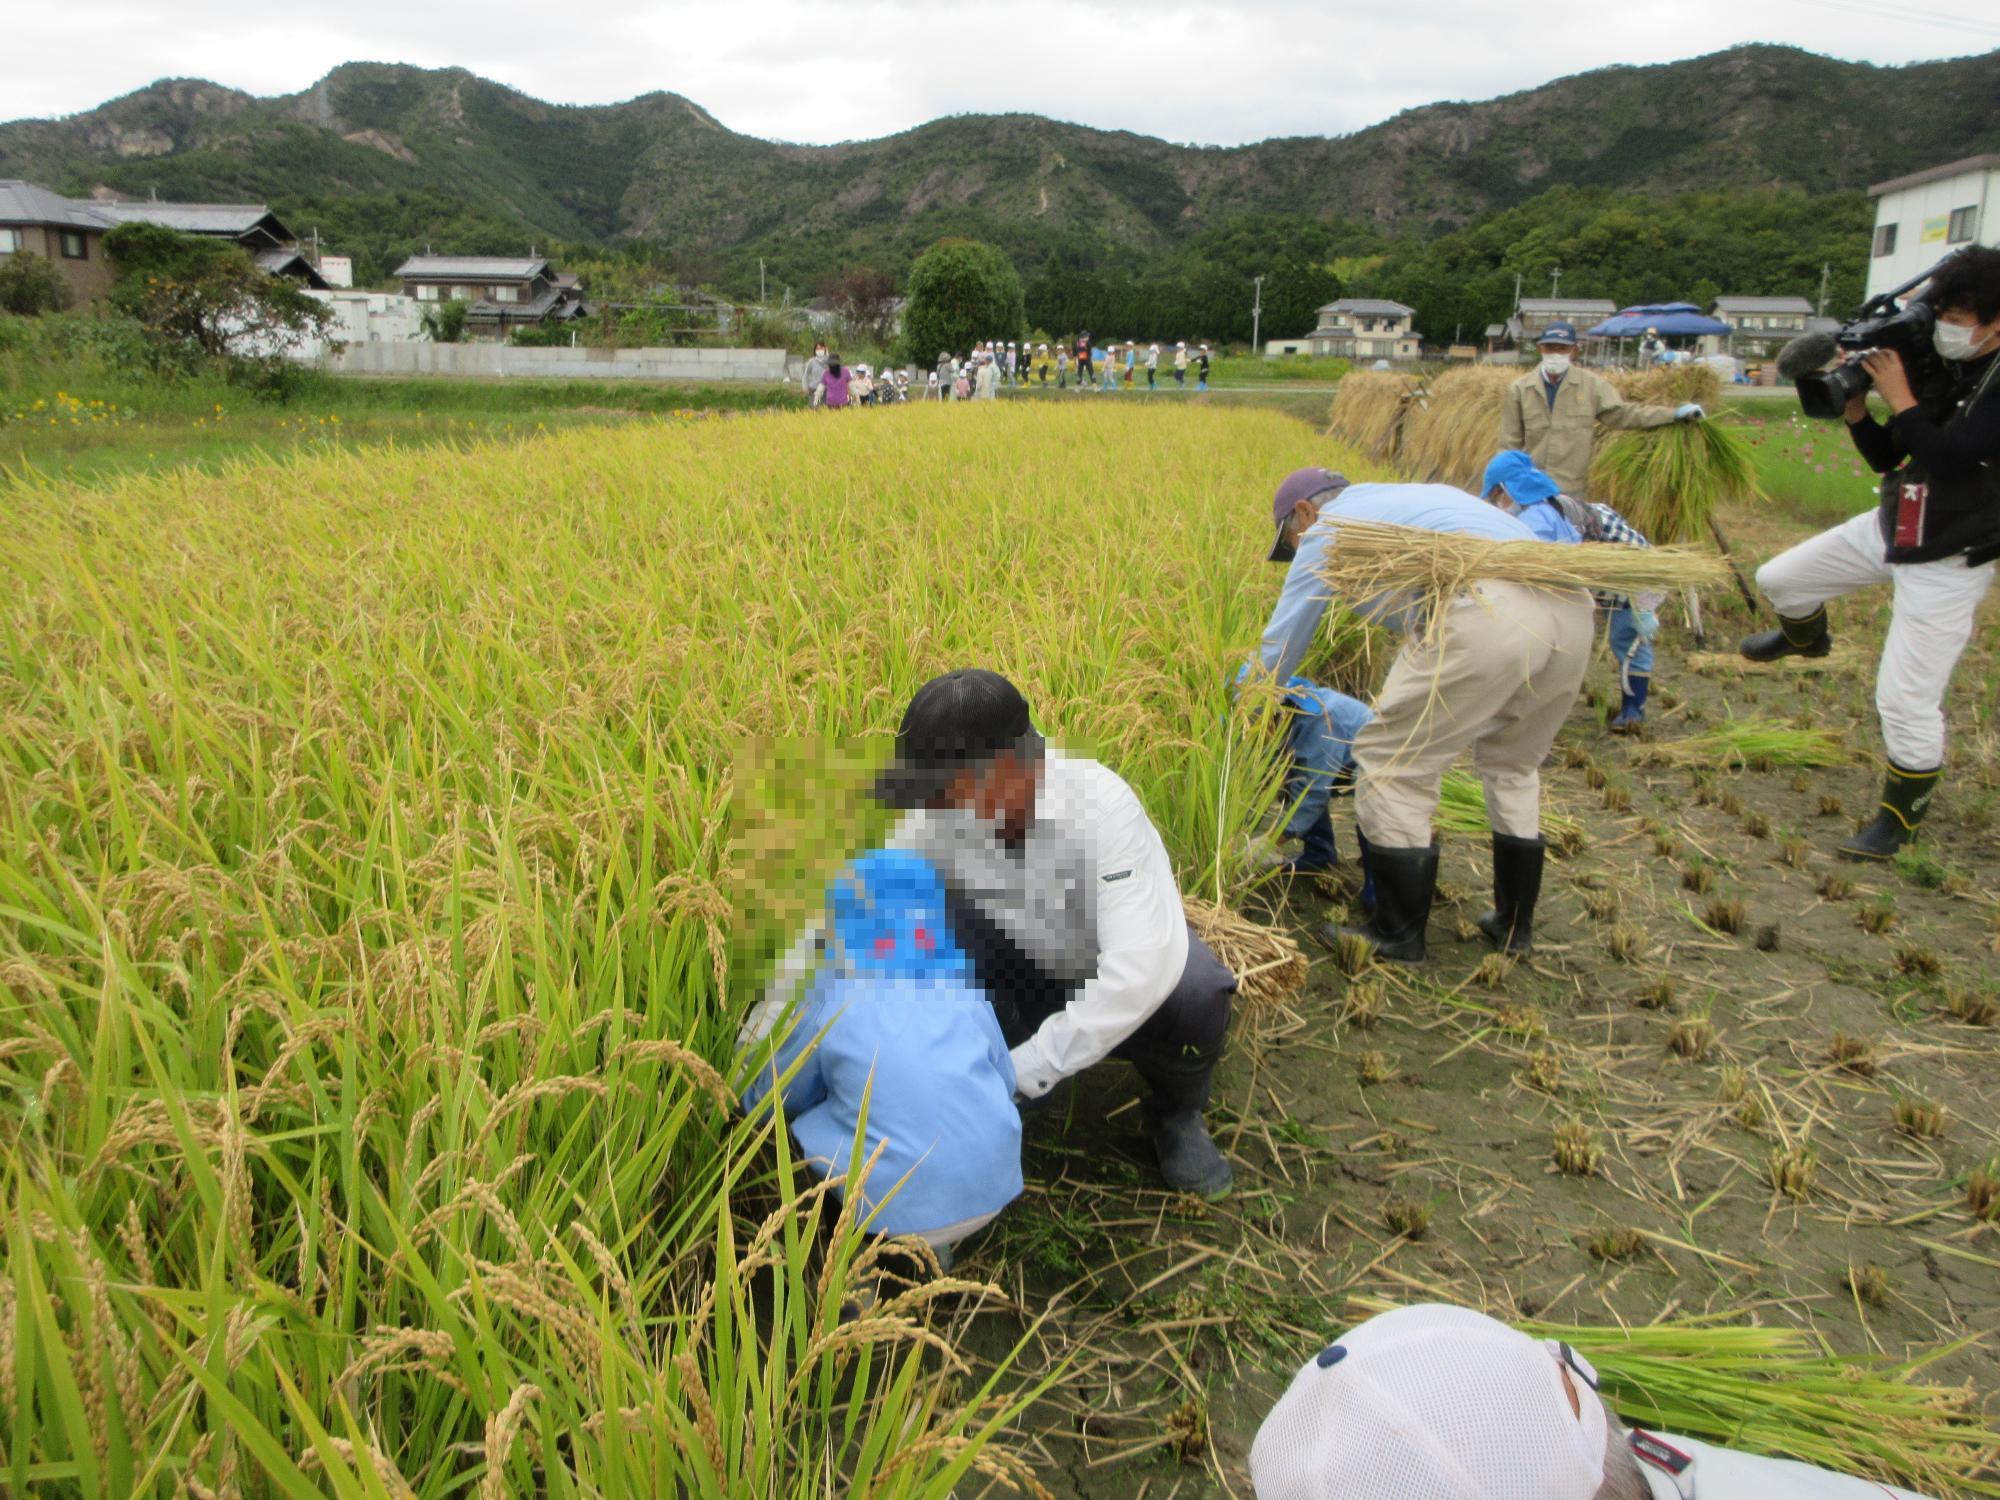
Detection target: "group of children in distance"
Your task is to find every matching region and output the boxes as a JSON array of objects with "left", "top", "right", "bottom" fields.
[{"left": 805, "top": 333, "right": 1215, "bottom": 409}]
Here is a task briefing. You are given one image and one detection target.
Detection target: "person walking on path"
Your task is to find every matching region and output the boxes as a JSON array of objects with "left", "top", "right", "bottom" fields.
[
  {"left": 1262, "top": 474, "right": 1594, "bottom": 961},
  {"left": 1497, "top": 321, "right": 1701, "bottom": 495},
  {"left": 820, "top": 357, "right": 853, "bottom": 410},
  {"left": 1101, "top": 345, "right": 1121, "bottom": 393},
  {"left": 1738, "top": 246, "right": 2000, "bottom": 860},
  {"left": 804, "top": 341, "right": 829, "bottom": 408},
  {"left": 1174, "top": 342, "right": 1189, "bottom": 387},
  {"left": 873, "top": 670, "right": 1239, "bottom": 1197},
  {"left": 1195, "top": 345, "right": 1211, "bottom": 391},
  {"left": 1076, "top": 331, "right": 1094, "bottom": 385},
  {"left": 1145, "top": 343, "right": 1159, "bottom": 390},
  {"left": 1124, "top": 342, "right": 1137, "bottom": 387}
]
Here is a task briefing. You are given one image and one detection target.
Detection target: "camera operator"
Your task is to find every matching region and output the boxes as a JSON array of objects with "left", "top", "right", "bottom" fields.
[{"left": 1741, "top": 246, "right": 2000, "bottom": 860}]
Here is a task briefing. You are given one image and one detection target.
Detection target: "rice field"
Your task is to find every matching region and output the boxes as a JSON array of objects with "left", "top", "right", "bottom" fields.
[
  {"left": 4, "top": 399, "right": 1997, "bottom": 1495},
  {"left": 0, "top": 403, "right": 1348, "bottom": 1493}
]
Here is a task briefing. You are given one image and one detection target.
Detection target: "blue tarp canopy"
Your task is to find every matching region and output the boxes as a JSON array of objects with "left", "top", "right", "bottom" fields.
[{"left": 1586, "top": 303, "right": 1731, "bottom": 338}]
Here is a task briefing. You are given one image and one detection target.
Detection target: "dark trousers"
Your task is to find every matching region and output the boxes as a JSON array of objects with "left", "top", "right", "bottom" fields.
[{"left": 943, "top": 890, "right": 1234, "bottom": 1076}]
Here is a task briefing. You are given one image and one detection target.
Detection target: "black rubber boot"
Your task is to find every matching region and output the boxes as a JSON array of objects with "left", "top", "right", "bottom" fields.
[
  {"left": 1740, "top": 605, "right": 1831, "bottom": 663},
  {"left": 1475, "top": 833, "right": 1546, "bottom": 955},
  {"left": 1320, "top": 842, "right": 1437, "bottom": 963},
  {"left": 1838, "top": 762, "right": 1941, "bottom": 862},
  {"left": 1131, "top": 1042, "right": 1233, "bottom": 1197}
]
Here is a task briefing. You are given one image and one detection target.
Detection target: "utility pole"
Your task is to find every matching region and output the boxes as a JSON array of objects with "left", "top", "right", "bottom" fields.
[
  {"left": 1549, "top": 266, "right": 1563, "bottom": 299},
  {"left": 1251, "top": 274, "right": 1265, "bottom": 353},
  {"left": 1816, "top": 262, "right": 1831, "bottom": 318}
]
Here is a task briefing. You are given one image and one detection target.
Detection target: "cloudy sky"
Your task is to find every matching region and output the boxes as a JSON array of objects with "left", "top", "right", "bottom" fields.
[{"left": 6, "top": 0, "right": 1996, "bottom": 146}]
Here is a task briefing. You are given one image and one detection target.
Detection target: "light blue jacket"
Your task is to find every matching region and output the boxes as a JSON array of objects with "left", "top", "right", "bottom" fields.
[
  {"left": 743, "top": 850, "right": 1022, "bottom": 1235},
  {"left": 1253, "top": 482, "right": 1536, "bottom": 683}
]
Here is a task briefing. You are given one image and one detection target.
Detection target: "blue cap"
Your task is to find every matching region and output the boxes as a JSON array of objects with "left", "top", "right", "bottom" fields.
[
  {"left": 1481, "top": 450, "right": 1561, "bottom": 505},
  {"left": 828, "top": 850, "right": 972, "bottom": 983},
  {"left": 1537, "top": 322, "right": 1580, "bottom": 346}
]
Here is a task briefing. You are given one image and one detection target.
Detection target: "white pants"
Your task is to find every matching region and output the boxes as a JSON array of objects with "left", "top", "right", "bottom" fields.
[{"left": 1756, "top": 509, "right": 1994, "bottom": 769}]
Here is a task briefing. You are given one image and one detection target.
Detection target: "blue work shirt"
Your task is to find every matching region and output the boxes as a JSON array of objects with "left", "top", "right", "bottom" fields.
[
  {"left": 1515, "top": 501, "right": 1582, "bottom": 544},
  {"left": 1253, "top": 483, "right": 1535, "bottom": 683}
]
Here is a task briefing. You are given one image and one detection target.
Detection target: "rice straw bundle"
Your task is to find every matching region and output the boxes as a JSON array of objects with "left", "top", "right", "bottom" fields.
[
  {"left": 1587, "top": 418, "right": 1762, "bottom": 543},
  {"left": 1614, "top": 362, "right": 1723, "bottom": 408},
  {"left": 1347, "top": 1298, "right": 2000, "bottom": 1496},
  {"left": 1437, "top": 770, "right": 1584, "bottom": 853},
  {"left": 1327, "top": 372, "right": 1425, "bottom": 462},
  {"left": 1314, "top": 519, "right": 1730, "bottom": 633},
  {"left": 1184, "top": 895, "right": 1306, "bottom": 1008},
  {"left": 1398, "top": 366, "right": 1518, "bottom": 488},
  {"left": 1642, "top": 717, "right": 1848, "bottom": 769}
]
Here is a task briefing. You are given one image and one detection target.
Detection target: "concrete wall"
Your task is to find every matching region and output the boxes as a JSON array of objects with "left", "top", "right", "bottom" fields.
[{"left": 326, "top": 341, "right": 796, "bottom": 383}]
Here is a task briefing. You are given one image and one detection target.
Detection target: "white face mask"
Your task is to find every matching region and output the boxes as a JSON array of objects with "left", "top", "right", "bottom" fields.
[
  {"left": 1932, "top": 320, "right": 1990, "bottom": 362},
  {"left": 1539, "top": 352, "right": 1572, "bottom": 378}
]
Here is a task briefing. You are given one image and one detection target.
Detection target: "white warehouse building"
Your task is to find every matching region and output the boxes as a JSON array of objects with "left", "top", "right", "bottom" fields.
[{"left": 1866, "top": 154, "right": 1999, "bottom": 299}]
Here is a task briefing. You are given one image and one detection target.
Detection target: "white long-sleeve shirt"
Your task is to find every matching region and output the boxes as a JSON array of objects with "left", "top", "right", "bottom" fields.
[{"left": 886, "top": 751, "right": 1188, "bottom": 1099}]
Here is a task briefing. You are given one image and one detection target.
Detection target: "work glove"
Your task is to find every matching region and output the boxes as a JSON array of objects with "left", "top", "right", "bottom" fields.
[
  {"left": 1632, "top": 609, "right": 1660, "bottom": 639},
  {"left": 1674, "top": 403, "right": 1705, "bottom": 422}
]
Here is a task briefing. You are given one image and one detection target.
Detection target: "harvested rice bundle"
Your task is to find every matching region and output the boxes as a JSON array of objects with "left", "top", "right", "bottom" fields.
[
  {"left": 1349, "top": 1298, "right": 2000, "bottom": 1497},
  {"left": 1327, "top": 371, "right": 1424, "bottom": 462},
  {"left": 1313, "top": 519, "right": 1730, "bottom": 640},
  {"left": 1184, "top": 895, "right": 1306, "bottom": 1008},
  {"left": 1398, "top": 366, "right": 1517, "bottom": 489},
  {"left": 1643, "top": 717, "right": 1849, "bottom": 769},
  {"left": 1614, "top": 363, "right": 1723, "bottom": 408},
  {"left": 1587, "top": 417, "right": 1762, "bottom": 543},
  {"left": 1437, "top": 770, "right": 1584, "bottom": 853}
]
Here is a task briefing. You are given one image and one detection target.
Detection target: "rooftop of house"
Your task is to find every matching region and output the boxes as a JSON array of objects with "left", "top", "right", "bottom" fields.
[
  {"left": 1869, "top": 153, "right": 2000, "bottom": 198},
  {"left": 0, "top": 179, "right": 113, "bottom": 229},
  {"left": 1712, "top": 295, "right": 1815, "bottom": 314},
  {"left": 395, "top": 256, "right": 552, "bottom": 282},
  {"left": 1516, "top": 297, "right": 1619, "bottom": 314},
  {"left": 93, "top": 200, "right": 287, "bottom": 237},
  {"left": 1317, "top": 298, "right": 1416, "bottom": 317}
]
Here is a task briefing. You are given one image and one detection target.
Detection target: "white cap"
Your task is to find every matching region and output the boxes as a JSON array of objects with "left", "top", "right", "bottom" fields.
[{"left": 1250, "top": 1305, "right": 1607, "bottom": 1500}]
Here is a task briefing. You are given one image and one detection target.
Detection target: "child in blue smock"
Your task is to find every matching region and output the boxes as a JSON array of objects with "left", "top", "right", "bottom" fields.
[{"left": 741, "top": 849, "right": 1022, "bottom": 1262}]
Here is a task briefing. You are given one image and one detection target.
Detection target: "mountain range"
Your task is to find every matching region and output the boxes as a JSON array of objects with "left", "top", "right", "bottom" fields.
[{"left": 3, "top": 46, "right": 1996, "bottom": 289}]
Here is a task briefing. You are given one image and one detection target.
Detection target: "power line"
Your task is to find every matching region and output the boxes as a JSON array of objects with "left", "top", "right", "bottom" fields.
[{"left": 1791, "top": 0, "right": 2000, "bottom": 35}]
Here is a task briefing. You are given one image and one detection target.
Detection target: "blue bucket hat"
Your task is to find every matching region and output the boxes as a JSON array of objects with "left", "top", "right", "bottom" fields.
[
  {"left": 827, "top": 849, "right": 973, "bottom": 984},
  {"left": 1481, "top": 450, "right": 1561, "bottom": 506}
]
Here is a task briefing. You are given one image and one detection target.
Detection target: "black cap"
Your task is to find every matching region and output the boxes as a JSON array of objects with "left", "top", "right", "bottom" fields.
[{"left": 871, "top": 669, "right": 1045, "bottom": 809}]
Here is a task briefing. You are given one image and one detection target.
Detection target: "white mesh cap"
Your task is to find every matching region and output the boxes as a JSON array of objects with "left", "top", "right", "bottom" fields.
[{"left": 1249, "top": 1304, "right": 1607, "bottom": 1500}]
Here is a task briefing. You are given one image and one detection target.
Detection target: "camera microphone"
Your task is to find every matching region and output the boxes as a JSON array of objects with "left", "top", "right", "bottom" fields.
[{"left": 1776, "top": 331, "right": 1840, "bottom": 382}]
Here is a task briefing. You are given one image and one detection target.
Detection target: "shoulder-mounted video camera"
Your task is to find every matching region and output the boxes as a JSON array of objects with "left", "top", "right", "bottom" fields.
[{"left": 1792, "top": 255, "right": 1959, "bottom": 420}]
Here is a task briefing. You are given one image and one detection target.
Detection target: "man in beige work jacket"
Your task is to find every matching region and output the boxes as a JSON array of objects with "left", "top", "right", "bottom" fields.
[{"left": 1497, "top": 321, "right": 1704, "bottom": 494}]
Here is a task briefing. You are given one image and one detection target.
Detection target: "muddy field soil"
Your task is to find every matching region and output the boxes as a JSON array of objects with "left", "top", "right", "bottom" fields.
[{"left": 948, "top": 503, "right": 2000, "bottom": 1497}]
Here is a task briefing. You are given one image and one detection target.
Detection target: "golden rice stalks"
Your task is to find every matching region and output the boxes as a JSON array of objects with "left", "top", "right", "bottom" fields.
[
  {"left": 1327, "top": 372, "right": 1425, "bottom": 462},
  {"left": 1398, "top": 367, "right": 1518, "bottom": 489},
  {"left": 1314, "top": 519, "right": 1731, "bottom": 612},
  {"left": 1184, "top": 896, "right": 1306, "bottom": 1009},
  {"left": 1614, "top": 363, "right": 1723, "bottom": 408}
]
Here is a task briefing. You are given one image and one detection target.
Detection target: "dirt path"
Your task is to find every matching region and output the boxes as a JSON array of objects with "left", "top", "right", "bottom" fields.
[{"left": 948, "top": 502, "right": 2000, "bottom": 1496}]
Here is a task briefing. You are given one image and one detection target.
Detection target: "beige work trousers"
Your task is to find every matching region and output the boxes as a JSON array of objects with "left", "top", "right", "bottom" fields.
[{"left": 1354, "top": 581, "right": 1595, "bottom": 847}]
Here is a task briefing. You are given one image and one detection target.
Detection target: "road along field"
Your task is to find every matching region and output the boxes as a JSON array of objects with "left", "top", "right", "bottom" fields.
[{"left": 1, "top": 401, "right": 1995, "bottom": 1495}]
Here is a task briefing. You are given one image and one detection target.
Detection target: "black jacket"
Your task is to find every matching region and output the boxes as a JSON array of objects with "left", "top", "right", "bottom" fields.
[{"left": 1853, "top": 349, "right": 2000, "bottom": 564}]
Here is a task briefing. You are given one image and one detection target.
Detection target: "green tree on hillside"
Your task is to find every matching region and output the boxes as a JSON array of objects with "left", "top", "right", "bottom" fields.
[{"left": 901, "top": 239, "right": 1024, "bottom": 361}]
